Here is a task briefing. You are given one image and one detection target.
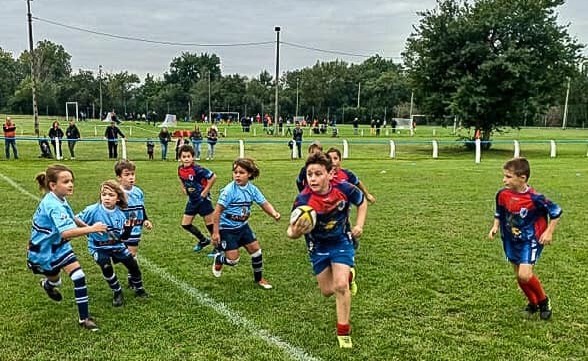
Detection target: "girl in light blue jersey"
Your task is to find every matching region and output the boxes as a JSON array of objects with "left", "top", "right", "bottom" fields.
[
  {"left": 27, "top": 164, "right": 107, "bottom": 331},
  {"left": 77, "top": 180, "right": 149, "bottom": 307},
  {"left": 211, "top": 158, "right": 281, "bottom": 289}
]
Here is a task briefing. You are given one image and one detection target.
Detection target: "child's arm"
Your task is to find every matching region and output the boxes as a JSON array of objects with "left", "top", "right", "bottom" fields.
[
  {"left": 350, "top": 199, "right": 368, "bottom": 238},
  {"left": 488, "top": 219, "right": 500, "bottom": 239},
  {"left": 286, "top": 217, "right": 312, "bottom": 239},
  {"left": 211, "top": 204, "right": 224, "bottom": 247},
  {"left": 539, "top": 217, "right": 560, "bottom": 245},
  {"left": 178, "top": 178, "right": 187, "bottom": 195},
  {"left": 357, "top": 181, "right": 376, "bottom": 204},
  {"left": 62, "top": 222, "right": 107, "bottom": 239},
  {"left": 201, "top": 174, "right": 216, "bottom": 198},
  {"left": 260, "top": 201, "right": 281, "bottom": 221}
]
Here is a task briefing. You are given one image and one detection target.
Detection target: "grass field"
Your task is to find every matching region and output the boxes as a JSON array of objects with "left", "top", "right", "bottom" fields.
[{"left": 1, "top": 116, "right": 587, "bottom": 360}]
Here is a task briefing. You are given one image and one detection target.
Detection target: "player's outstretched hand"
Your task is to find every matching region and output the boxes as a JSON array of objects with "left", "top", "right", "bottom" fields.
[
  {"left": 272, "top": 212, "right": 281, "bottom": 221},
  {"left": 351, "top": 225, "right": 363, "bottom": 239}
]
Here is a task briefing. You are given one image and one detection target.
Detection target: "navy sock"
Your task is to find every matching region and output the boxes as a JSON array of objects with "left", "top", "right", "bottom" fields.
[{"left": 69, "top": 268, "right": 89, "bottom": 320}]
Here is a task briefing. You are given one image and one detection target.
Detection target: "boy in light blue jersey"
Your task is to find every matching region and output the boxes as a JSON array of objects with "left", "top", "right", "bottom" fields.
[
  {"left": 211, "top": 158, "right": 281, "bottom": 289},
  {"left": 27, "top": 164, "right": 107, "bottom": 331},
  {"left": 115, "top": 160, "right": 153, "bottom": 288},
  {"left": 114, "top": 160, "right": 153, "bottom": 256},
  {"left": 77, "top": 180, "right": 148, "bottom": 307}
]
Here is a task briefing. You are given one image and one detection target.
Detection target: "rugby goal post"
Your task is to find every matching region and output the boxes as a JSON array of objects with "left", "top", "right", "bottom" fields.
[
  {"left": 65, "top": 102, "right": 79, "bottom": 122},
  {"left": 391, "top": 117, "right": 414, "bottom": 136}
]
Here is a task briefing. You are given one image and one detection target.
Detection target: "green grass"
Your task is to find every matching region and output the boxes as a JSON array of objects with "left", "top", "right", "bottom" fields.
[{"left": 1, "top": 117, "right": 588, "bottom": 360}]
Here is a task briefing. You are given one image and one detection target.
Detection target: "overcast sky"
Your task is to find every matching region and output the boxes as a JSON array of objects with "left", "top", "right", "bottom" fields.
[{"left": 1, "top": 0, "right": 587, "bottom": 80}]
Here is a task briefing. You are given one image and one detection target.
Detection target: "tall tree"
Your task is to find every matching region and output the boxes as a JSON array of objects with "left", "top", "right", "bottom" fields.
[
  {"left": 0, "top": 48, "right": 25, "bottom": 111},
  {"left": 404, "top": 0, "right": 583, "bottom": 139}
]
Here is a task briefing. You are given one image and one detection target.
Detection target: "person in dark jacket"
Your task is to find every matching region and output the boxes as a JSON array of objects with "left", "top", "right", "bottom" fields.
[
  {"left": 104, "top": 121, "right": 125, "bottom": 159},
  {"left": 48, "top": 121, "right": 65, "bottom": 160},
  {"left": 65, "top": 120, "right": 81, "bottom": 159}
]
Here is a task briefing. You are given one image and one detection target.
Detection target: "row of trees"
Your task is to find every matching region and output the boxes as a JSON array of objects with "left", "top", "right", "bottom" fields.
[
  {"left": 0, "top": 0, "right": 585, "bottom": 134},
  {"left": 0, "top": 41, "right": 411, "bottom": 124}
]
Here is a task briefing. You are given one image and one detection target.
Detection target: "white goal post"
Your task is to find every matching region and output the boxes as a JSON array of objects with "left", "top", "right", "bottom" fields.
[
  {"left": 65, "top": 102, "right": 79, "bottom": 122},
  {"left": 391, "top": 117, "right": 414, "bottom": 136}
]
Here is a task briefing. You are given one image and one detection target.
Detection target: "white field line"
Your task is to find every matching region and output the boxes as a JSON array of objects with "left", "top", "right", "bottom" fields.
[{"left": 1, "top": 172, "right": 320, "bottom": 361}]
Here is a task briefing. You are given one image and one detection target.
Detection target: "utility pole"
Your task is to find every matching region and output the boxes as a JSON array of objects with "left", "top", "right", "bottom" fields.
[
  {"left": 208, "top": 71, "right": 211, "bottom": 122},
  {"left": 295, "top": 78, "right": 299, "bottom": 118},
  {"left": 357, "top": 82, "right": 361, "bottom": 108},
  {"left": 26, "top": 0, "right": 39, "bottom": 136},
  {"left": 562, "top": 77, "right": 570, "bottom": 130},
  {"left": 274, "top": 26, "right": 281, "bottom": 136},
  {"left": 99, "top": 65, "right": 103, "bottom": 120}
]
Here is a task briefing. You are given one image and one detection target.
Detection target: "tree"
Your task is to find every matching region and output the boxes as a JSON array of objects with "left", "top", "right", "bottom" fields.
[
  {"left": 403, "top": 0, "right": 583, "bottom": 140},
  {"left": 0, "top": 48, "right": 26, "bottom": 111},
  {"left": 164, "top": 52, "right": 221, "bottom": 91},
  {"left": 19, "top": 40, "right": 72, "bottom": 83}
]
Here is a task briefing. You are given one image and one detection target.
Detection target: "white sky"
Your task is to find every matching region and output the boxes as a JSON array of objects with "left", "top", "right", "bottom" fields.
[{"left": 1, "top": 0, "right": 587, "bottom": 79}]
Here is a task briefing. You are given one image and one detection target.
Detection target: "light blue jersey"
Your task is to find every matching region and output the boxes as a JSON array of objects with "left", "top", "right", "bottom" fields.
[
  {"left": 123, "top": 186, "right": 147, "bottom": 244},
  {"left": 217, "top": 181, "right": 266, "bottom": 230},
  {"left": 27, "top": 192, "right": 77, "bottom": 271},
  {"left": 77, "top": 203, "right": 127, "bottom": 253}
]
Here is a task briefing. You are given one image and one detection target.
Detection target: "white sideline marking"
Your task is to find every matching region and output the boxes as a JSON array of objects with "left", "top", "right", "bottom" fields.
[
  {"left": 0, "top": 173, "right": 40, "bottom": 201},
  {"left": 140, "top": 257, "right": 321, "bottom": 361},
  {"left": 0, "top": 172, "right": 321, "bottom": 361}
]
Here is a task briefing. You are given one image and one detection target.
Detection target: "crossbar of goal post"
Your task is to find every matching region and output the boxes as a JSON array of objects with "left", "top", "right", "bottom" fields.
[{"left": 65, "top": 102, "right": 79, "bottom": 122}]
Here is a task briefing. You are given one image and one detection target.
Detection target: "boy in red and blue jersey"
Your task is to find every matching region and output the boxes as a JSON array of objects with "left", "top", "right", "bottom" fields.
[
  {"left": 287, "top": 152, "right": 367, "bottom": 349},
  {"left": 178, "top": 144, "right": 217, "bottom": 252},
  {"left": 489, "top": 157, "right": 562, "bottom": 320}
]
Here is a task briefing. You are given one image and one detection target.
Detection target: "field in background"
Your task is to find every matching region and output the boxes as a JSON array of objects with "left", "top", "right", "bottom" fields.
[
  {"left": 2, "top": 115, "right": 588, "bottom": 163},
  {"left": 1, "top": 117, "right": 587, "bottom": 360}
]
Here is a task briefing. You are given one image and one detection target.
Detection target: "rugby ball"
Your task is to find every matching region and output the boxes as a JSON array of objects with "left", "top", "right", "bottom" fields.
[{"left": 289, "top": 205, "right": 317, "bottom": 231}]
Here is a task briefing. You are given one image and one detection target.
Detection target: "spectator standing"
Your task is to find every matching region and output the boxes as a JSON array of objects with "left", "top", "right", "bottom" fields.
[
  {"left": 190, "top": 126, "right": 203, "bottom": 160},
  {"left": 352, "top": 117, "right": 359, "bottom": 135},
  {"left": 292, "top": 122, "right": 304, "bottom": 158},
  {"left": 48, "top": 121, "right": 64, "bottom": 160},
  {"left": 3, "top": 116, "right": 18, "bottom": 159},
  {"left": 65, "top": 120, "right": 81, "bottom": 159},
  {"left": 206, "top": 125, "right": 218, "bottom": 160},
  {"left": 104, "top": 121, "right": 125, "bottom": 159},
  {"left": 158, "top": 127, "right": 171, "bottom": 160},
  {"left": 146, "top": 139, "right": 155, "bottom": 160}
]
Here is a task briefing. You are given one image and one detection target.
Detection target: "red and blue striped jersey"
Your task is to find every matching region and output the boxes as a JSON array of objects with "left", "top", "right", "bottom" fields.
[
  {"left": 178, "top": 164, "right": 214, "bottom": 202},
  {"left": 293, "top": 181, "right": 364, "bottom": 245},
  {"left": 494, "top": 186, "right": 562, "bottom": 243}
]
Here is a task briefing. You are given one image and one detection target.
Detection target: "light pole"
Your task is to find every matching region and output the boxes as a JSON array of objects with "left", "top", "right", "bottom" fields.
[
  {"left": 274, "top": 26, "right": 281, "bottom": 136},
  {"left": 295, "top": 78, "right": 300, "bottom": 118},
  {"left": 208, "top": 71, "right": 211, "bottom": 122},
  {"left": 99, "top": 65, "right": 103, "bottom": 120},
  {"left": 562, "top": 77, "right": 570, "bottom": 130},
  {"left": 26, "top": 0, "right": 39, "bottom": 136},
  {"left": 357, "top": 81, "right": 361, "bottom": 108}
]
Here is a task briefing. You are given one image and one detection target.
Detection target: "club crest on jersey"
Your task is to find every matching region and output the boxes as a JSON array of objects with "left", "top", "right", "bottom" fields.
[
  {"left": 60, "top": 213, "right": 68, "bottom": 220},
  {"left": 519, "top": 207, "right": 528, "bottom": 218},
  {"left": 337, "top": 200, "right": 347, "bottom": 211}
]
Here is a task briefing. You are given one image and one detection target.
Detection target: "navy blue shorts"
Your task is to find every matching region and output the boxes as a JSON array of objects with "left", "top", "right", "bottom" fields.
[
  {"left": 184, "top": 198, "right": 214, "bottom": 217},
  {"left": 503, "top": 239, "right": 543, "bottom": 265},
  {"left": 27, "top": 249, "right": 78, "bottom": 276},
  {"left": 219, "top": 225, "right": 257, "bottom": 251},
  {"left": 309, "top": 236, "right": 355, "bottom": 275},
  {"left": 90, "top": 247, "right": 134, "bottom": 266}
]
